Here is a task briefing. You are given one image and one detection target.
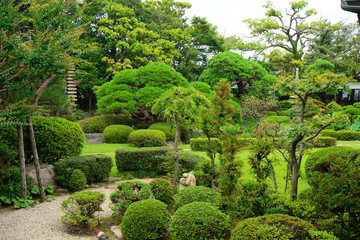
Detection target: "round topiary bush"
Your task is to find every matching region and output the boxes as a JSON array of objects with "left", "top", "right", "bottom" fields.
[
  {"left": 149, "top": 178, "right": 174, "bottom": 204},
  {"left": 170, "top": 202, "right": 231, "bottom": 240},
  {"left": 128, "top": 129, "right": 166, "bottom": 147},
  {"left": 230, "top": 214, "right": 337, "bottom": 240},
  {"left": 174, "top": 186, "right": 221, "bottom": 211},
  {"left": 149, "top": 122, "right": 176, "bottom": 141},
  {"left": 103, "top": 125, "right": 134, "bottom": 143},
  {"left": 68, "top": 169, "right": 87, "bottom": 191},
  {"left": 32, "top": 117, "right": 85, "bottom": 163},
  {"left": 121, "top": 199, "right": 170, "bottom": 240},
  {"left": 110, "top": 181, "right": 154, "bottom": 219},
  {"left": 78, "top": 115, "right": 131, "bottom": 133}
]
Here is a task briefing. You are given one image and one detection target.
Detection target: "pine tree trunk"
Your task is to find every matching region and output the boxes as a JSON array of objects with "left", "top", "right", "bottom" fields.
[
  {"left": 172, "top": 121, "right": 181, "bottom": 186},
  {"left": 28, "top": 117, "right": 46, "bottom": 202},
  {"left": 18, "top": 124, "right": 27, "bottom": 199}
]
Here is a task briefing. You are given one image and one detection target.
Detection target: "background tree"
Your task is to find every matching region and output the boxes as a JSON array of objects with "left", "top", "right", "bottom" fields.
[{"left": 152, "top": 86, "right": 209, "bottom": 185}]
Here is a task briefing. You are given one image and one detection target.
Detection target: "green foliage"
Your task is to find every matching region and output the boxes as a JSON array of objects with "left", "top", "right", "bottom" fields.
[
  {"left": 174, "top": 186, "right": 221, "bottom": 211},
  {"left": 78, "top": 115, "right": 131, "bottom": 133},
  {"left": 310, "top": 136, "right": 337, "bottom": 148},
  {"left": 188, "top": 82, "right": 212, "bottom": 96},
  {"left": 193, "top": 161, "right": 217, "bottom": 188},
  {"left": 54, "top": 154, "right": 112, "bottom": 189},
  {"left": 320, "top": 129, "right": 338, "bottom": 138},
  {"left": 121, "top": 199, "right": 170, "bottom": 240},
  {"left": 230, "top": 214, "right": 336, "bottom": 240},
  {"left": 190, "top": 138, "right": 221, "bottom": 152},
  {"left": 128, "top": 129, "right": 167, "bottom": 147},
  {"left": 149, "top": 122, "right": 176, "bottom": 142},
  {"left": 263, "top": 115, "right": 289, "bottom": 124},
  {"left": 335, "top": 130, "right": 360, "bottom": 141},
  {"left": 325, "top": 102, "right": 343, "bottom": 114},
  {"left": 305, "top": 60, "right": 335, "bottom": 74},
  {"left": 61, "top": 190, "right": 105, "bottom": 229},
  {"left": 115, "top": 147, "right": 172, "bottom": 172},
  {"left": 149, "top": 178, "right": 174, "bottom": 204},
  {"left": 110, "top": 181, "right": 153, "bottom": 219},
  {"left": 171, "top": 202, "right": 231, "bottom": 240},
  {"left": 68, "top": 169, "right": 87, "bottom": 191},
  {"left": 13, "top": 197, "right": 38, "bottom": 210},
  {"left": 61, "top": 114, "right": 81, "bottom": 122},
  {"left": 103, "top": 125, "right": 134, "bottom": 143}
]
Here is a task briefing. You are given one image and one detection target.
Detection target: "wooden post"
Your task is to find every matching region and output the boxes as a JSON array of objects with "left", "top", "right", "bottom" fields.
[{"left": 18, "top": 124, "right": 27, "bottom": 199}]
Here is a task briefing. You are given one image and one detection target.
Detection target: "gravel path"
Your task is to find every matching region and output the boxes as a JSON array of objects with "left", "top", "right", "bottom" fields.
[{"left": 0, "top": 179, "right": 153, "bottom": 240}]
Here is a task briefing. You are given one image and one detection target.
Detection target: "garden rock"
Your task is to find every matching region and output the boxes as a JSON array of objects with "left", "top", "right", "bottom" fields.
[
  {"left": 85, "top": 133, "right": 104, "bottom": 144},
  {"left": 25, "top": 164, "right": 56, "bottom": 187},
  {"left": 110, "top": 225, "right": 123, "bottom": 239}
]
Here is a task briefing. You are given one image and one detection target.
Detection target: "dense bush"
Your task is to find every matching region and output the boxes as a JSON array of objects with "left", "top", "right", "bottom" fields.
[
  {"left": 54, "top": 154, "right": 112, "bottom": 189},
  {"left": 190, "top": 138, "right": 221, "bottom": 152},
  {"left": 60, "top": 114, "right": 81, "bottom": 122},
  {"left": 320, "top": 129, "right": 338, "bottom": 138},
  {"left": 264, "top": 111, "right": 277, "bottom": 116},
  {"left": 32, "top": 117, "right": 84, "bottom": 163},
  {"left": 61, "top": 190, "right": 105, "bottom": 229},
  {"left": 128, "top": 129, "right": 167, "bottom": 147},
  {"left": 110, "top": 181, "right": 153, "bottom": 218},
  {"left": 335, "top": 130, "right": 360, "bottom": 141},
  {"left": 103, "top": 125, "right": 134, "bottom": 143},
  {"left": 230, "top": 214, "right": 337, "bottom": 240},
  {"left": 0, "top": 125, "right": 18, "bottom": 166},
  {"left": 78, "top": 115, "right": 131, "bottom": 133},
  {"left": 149, "top": 178, "right": 174, "bottom": 204},
  {"left": 306, "top": 146, "right": 360, "bottom": 239},
  {"left": 171, "top": 202, "right": 231, "bottom": 240},
  {"left": 121, "top": 199, "right": 170, "bottom": 240},
  {"left": 310, "top": 136, "right": 337, "bottom": 148},
  {"left": 68, "top": 169, "right": 87, "bottom": 191},
  {"left": 149, "top": 122, "right": 176, "bottom": 141},
  {"left": 263, "top": 115, "right": 289, "bottom": 124},
  {"left": 115, "top": 147, "right": 172, "bottom": 172},
  {"left": 174, "top": 186, "right": 221, "bottom": 211}
]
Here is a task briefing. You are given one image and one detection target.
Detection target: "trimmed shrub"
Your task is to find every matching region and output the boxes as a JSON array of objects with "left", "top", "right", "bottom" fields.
[
  {"left": 78, "top": 115, "right": 131, "bottom": 133},
  {"left": 263, "top": 115, "right": 289, "bottom": 124},
  {"left": 310, "top": 136, "right": 337, "bottom": 148},
  {"left": 54, "top": 154, "right": 112, "bottom": 189},
  {"left": 61, "top": 190, "right": 105, "bottom": 229},
  {"left": 161, "top": 151, "right": 206, "bottom": 177},
  {"left": 320, "top": 129, "right": 337, "bottom": 138},
  {"left": 335, "top": 130, "right": 360, "bottom": 141},
  {"left": 188, "top": 81, "right": 212, "bottom": 96},
  {"left": 68, "top": 169, "right": 87, "bottom": 191},
  {"left": 128, "top": 129, "right": 166, "bottom": 147},
  {"left": 121, "top": 199, "right": 170, "bottom": 240},
  {"left": 171, "top": 202, "right": 231, "bottom": 240},
  {"left": 264, "top": 111, "right": 277, "bottom": 116},
  {"left": 230, "top": 214, "right": 336, "bottom": 240},
  {"left": 60, "top": 114, "right": 80, "bottom": 122},
  {"left": 110, "top": 181, "right": 153, "bottom": 218},
  {"left": 115, "top": 147, "right": 172, "bottom": 172},
  {"left": 174, "top": 186, "right": 221, "bottom": 211},
  {"left": 31, "top": 117, "right": 84, "bottom": 163},
  {"left": 149, "top": 178, "right": 174, "bottom": 204},
  {"left": 190, "top": 138, "right": 221, "bottom": 152},
  {"left": 103, "top": 125, "right": 134, "bottom": 143},
  {"left": 149, "top": 122, "right": 176, "bottom": 141}
]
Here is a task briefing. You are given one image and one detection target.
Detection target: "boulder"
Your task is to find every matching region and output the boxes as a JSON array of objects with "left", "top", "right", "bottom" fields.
[{"left": 25, "top": 164, "right": 56, "bottom": 187}]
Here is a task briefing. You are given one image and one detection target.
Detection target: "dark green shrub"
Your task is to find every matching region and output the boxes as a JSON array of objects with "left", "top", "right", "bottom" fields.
[
  {"left": 310, "top": 136, "right": 337, "bottom": 148},
  {"left": 193, "top": 161, "right": 217, "bottom": 188},
  {"left": 277, "top": 110, "right": 289, "bottom": 116},
  {"left": 121, "top": 199, "right": 170, "bottom": 240},
  {"left": 190, "top": 138, "right": 221, "bottom": 152},
  {"left": 264, "top": 111, "right": 277, "bottom": 116},
  {"left": 115, "top": 147, "right": 172, "bottom": 172},
  {"left": 263, "top": 115, "right": 289, "bottom": 124},
  {"left": 54, "top": 154, "right": 112, "bottom": 189},
  {"left": 61, "top": 114, "right": 81, "bottom": 121},
  {"left": 230, "top": 214, "right": 336, "bottom": 240},
  {"left": 320, "top": 129, "right": 338, "bottom": 138},
  {"left": 149, "top": 178, "right": 174, "bottom": 204},
  {"left": 0, "top": 125, "right": 18, "bottom": 166},
  {"left": 149, "top": 122, "right": 176, "bottom": 141},
  {"left": 61, "top": 190, "right": 105, "bottom": 229},
  {"left": 174, "top": 186, "right": 221, "bottom": 211},
  {"left": 306, "top": 146, "right": 360, "bottom": 239},
  {"left": 68, "top": 169, "right": 87, "bottom": 191},
  {"left": 170, "top": 202, "right": 231, "bottom": 240},
  {"left": 110, "top": 181, "right": 153, "bottom": 218},
  {"left": 188, "top": 81, "right": 212, "bottom": 96},
  {"left": 78, "top": 115, "right": 132, "bottom": 133},
  {"left": 335, "top": 130, "right": 360, "bottom": 141},
  {"left": 103, "top": 125, "right": 134, "bottom": 143},
  {"left": 128, "top": 129, "right": 166, "bottom": 147}
]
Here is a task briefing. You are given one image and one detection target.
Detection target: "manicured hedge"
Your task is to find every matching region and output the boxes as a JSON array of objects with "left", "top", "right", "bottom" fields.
[
  {"left": 103, "top": 125, "right": 134, "bottom": 143},
  {"left": 128, "top": 129, "right": 167, "bottom": 147},
  {"left": 310, "top": 137, "right": 337, "bottom": 148},
  {"left": 174, "top": 186, "right": 221, "bottom": 211},
  {"left": 149, "top": 178, "right": 174, "bottom": 204},
  {"left": 149, "top": 122, "right": 176, "bottom": 141},
  {"left": 78, "top": 115, "right": 132, "bottom": 133},
  {"left": 54, "top": 154, "right": 112, "bottom": 189},
  {"left": 115, "top": 147, "right": 172, "bottom": 172},
  {"left": 190, "top": 138, "right": 221, "bottom": 152},
  {"left": 320, "top": 129, "right": 338, "bottom": 138},
  {"left": 321, "top": 129, "right": 360, "bottom": 141}
]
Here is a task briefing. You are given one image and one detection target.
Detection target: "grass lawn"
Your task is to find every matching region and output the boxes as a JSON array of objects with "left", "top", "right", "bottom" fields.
[{"left": 82, "top": 141, "right": 360, "bottom": 195}]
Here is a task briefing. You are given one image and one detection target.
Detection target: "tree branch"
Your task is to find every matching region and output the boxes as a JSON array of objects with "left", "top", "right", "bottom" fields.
[{"left": 35, "top": 73, "right": 56, "bottom": 105}]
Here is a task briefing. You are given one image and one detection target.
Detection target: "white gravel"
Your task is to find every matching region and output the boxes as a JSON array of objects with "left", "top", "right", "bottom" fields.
[{"left": 0, "top": 179, "right": 153, "bottom": 240}]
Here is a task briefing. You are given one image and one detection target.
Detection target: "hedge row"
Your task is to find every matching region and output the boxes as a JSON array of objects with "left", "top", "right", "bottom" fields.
[
  {"left": 149, "top": 122, "right": 177, "bottom": 141},
  {"left": 321, "top": 129, "right": 360, "bottom": 141},
  {"left": 190, "top": 138, "right": 221, "bottom": 152},
  {"left": 128, "top": 129, "right": 167, "bottom": 147},
  {"left": 310, "top": 137, "right": 337, "bottom": 148},
  {"left": 78, "top": 115, "right": 132, "bottom": 133},
  {"left": 54, "top": 154, "right": 112, "bottom": 189}
]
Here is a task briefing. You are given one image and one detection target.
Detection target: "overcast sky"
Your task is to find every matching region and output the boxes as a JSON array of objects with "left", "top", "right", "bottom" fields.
[{"left": 181, "top": 0, "right": 358, "bottom": 37}]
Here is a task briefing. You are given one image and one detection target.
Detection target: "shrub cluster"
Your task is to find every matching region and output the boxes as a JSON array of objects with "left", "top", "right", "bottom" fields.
[
  {"left": 310, "top": 136, "right": 337, "bottom": 148},
  {"left": 78, "top": 115, "right": 131, "bottom": 133},
  {"left": 103, "top": 125, "right": 134, "bottom": 143},
  {"left": 263, "top": 115, "right": 290, "bottom": 124},
  {"left": 149, "top": 178, "right": 174, "bottom": 204},
  {"left": 149, "top": 122, "right": 176, "bottom": 141},
  {"left": 121, "top": 199, "right": 170, "bottom": 240},
  {"left": 171, "top": 202, "right": 231, "bottom": 240},
  {"left": 110, "top": 181, "right": 153, "bottom": 218},
  {"left": 190, "top": 138, "right": 221, "bottom": 152},
  {"left": 68, "top": 169, "right": 87, "bottom": 191},
  {"left": 54, "top": 154, "right": 112, "bottom": 189},
  {"left": 60, "top": 114, "right": 81, "bottom": 122},
  {"left": 115, "top": 147, "right": 172, "bottom": 172},
  {"left": 321, "top": 129, "right": 360, "bottom": 141},
  {"left": 174, "top": 186, "right": 221, "bottom": 211},
  {"left": 128, "top": 129, "right": 167, "bottom": 147}
]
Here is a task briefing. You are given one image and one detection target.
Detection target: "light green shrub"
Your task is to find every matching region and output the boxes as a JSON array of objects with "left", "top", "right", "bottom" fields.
[
  {"left": 103, "top": 125, "right": 134, "bottom": 143},
  {"left": 128, "top": 129, "right": 167, "bottom": 147}
]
